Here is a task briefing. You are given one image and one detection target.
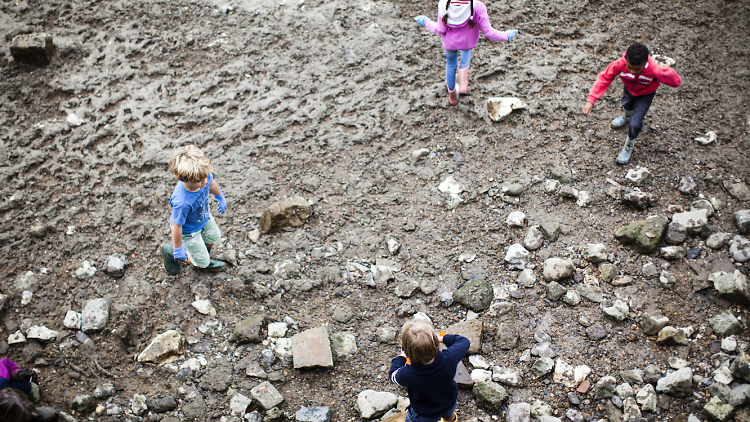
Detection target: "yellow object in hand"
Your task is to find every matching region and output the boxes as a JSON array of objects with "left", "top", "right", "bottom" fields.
[
  {"left": 405, "top": 358, "right": 411, "bottom": 365},
  {"left": 439, "top": 331, "right": 445, "bottom": 336}
]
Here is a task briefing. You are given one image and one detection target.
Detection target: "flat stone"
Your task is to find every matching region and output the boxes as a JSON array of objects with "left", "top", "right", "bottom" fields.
[
  {"left": 81, "top": 298, "right": 109, "bottom": 333},
  {"left": 486, "top": 97, "right": 526, "bottom": 122},
  {"left": 230, "top": 393, "right": 253, "bottom": 416},
  {"left": 251, "top": 381, "right": 284, "bottom": 409},
  {"left": 523, "top": 226, "right": 544, "bottom": 251},
  {"left": 259, "top": 197, "right": 310, "bottom": 233},
  {"left": 735, "top": 210, "right": 750, "bottom": 234},
  {"left": 292, "top": 326, "right": 333, "bottom": 368},
  {"left": 622, "top": 189, "right": 657, "bottom": 209},
  {"left": 230, "top": 315, "right": 265, "bottom": 344},
  {"left": 550, "top": 167, "right": 572, "bottom": 184},
  {"left": 137, "top": 330, "right": 185, "bottom": 363},
  {"left": 10, "top": 33, "right": 53, "bottom": 65},
  {"left": 473, "top": 381, "right": 508, "bottom": 412},
  {"left": 454, "top": 278, "right": 493, "bottom": 312},
  {"left": 446, "top": 319, "right": 482, "bottom": 354},
  {"left": 625, "top": 168, "right": 653, "bottom": 186},
  {"left": 505, "top": 244, "right": 530, "bottom": 270},
  {"left": 598, "top": 263, "right": 618, "bottom": 283},
  {"left": 665, "top": 222, "right": 687, "bottom": 245},
  {"left": 581, "top": 243, "right": 607, "bottom": 264},
  {"left": 329, "top": 332, "right": 358, "bottom": 359},
  {"left": 492, "top": 366, "right": 523, "bottom": 387},
  {"left": 656, "top": 326, "right": 689, "bottom": 345},
  {"left": 530, "top": 358, "right": 555, "bottom": 378},
  {"left": 725, "top": 181, "right": 750, "bottom": 201},
  {"left": 641, "top": 314, "right": 669, "bottom": 336},
  {"left": 191, "top": 299, "right": 217, "bottom": 317},
  {"left": 709, "top": 311, "right": 743, "bottom": 337},
  {"left": 146, "top": 397, "right": 178, "bottom": 413},
  {"left": 394, "top": 278, "right": 420, "bottom": 298},
  {"left": 540, "top": 221, "right": 560, "bottom": 241},
  {"left": 355, "top": 390, "right": 397, "bottom": 420},
  {"left": 496, "top": 322, "right": 518, "bottom": 350},
  {"left": 506, "top": 403, "right": 530, "bottom": 422},
  {"left": 671, "top": 209, "right": 709, "bottom": 235},
  {"left": 296, "top": 406, "right": 331, "bottom": 422},
  {"left": 26, "top": 326, "right": 58, "bottom": 342},
  {"left": 656, "top": 367, "right": 693, "bottom": 397},
  {"left": 543, "top": 258, "right": 574, "bottom": 281},
  {"left": 707, "top": 233, "right": 734, "bottom": 250},
  {"left": 712, "top": 270, "right": 750, "bottom": 303},
  {"left": 546, "top": 281, "right": 567, "bottom": 301}
]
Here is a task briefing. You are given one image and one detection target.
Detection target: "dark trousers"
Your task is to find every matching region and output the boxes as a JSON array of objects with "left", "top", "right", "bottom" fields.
[{"left": 621, "top": 86, "right": 655, "bottom": 139}]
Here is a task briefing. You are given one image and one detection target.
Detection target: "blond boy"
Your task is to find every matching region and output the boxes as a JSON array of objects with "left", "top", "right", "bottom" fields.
[
  {"left": 389, "top": 320, "right": 470, "bottom": 422},
  {"left": 161, "top": 145, "right": 227, "bottom": 275}
]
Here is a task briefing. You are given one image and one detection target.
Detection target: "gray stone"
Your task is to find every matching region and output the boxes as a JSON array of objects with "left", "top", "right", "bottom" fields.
[
  {"left": 665, "top": 222, "right": 688, "bottom": 245},
  {"left": 505, "top": 244, "right": 530, "bottom": 270},
  {"left": 614, "top": 215, "right": 668, "bottom": 254},
  {"left": 10, "top": 33, "right": 53, "bottom": 65},
  {"left": 615, "top": 383, "right": 634, "bottom": 398},
  {"left": 581, "top": 243, "right": 608, "bottom": 264},
  {"left": 679, "top": 175, "right": 699, "bottom": 195},
  {"left": 506, "top": 403, "right": 530, "bottom": 422},
  {"left": 26, "top": 326, "right": 58, "bottom": 341},
  {"left": 731, "top": 350, "right": 750, "bottom": 382},
  {"left": 604, "top": 401, "right": 623, "bottom": 422},
  {"left": 531, "top": 342, "right": 555, "bottom": 358},
  {"left": 14, "top": 271, "right": 38, "bottom": 292},
  {"left": 246, "top": 362, "right": 268, "bottom": 379},
  {"left": 81, "top": 298, "right": 109, "bottom": 333},
  {"left": 544, "top": 179, "right": 561, "bottom": 194},
  {"left": 75, "top": 261, "right": 97, "bottom": 279},
  {"left": 376, "top": 327, "right": 397, "bottom": 344},
  {"left": 622, "top": 189, "right": 657, "bottom": 209},
  {"left": 330, "top": 332, "right": 358, "bottom": 359},
  {"left": 591, "top": 376, "right": 617, "bottom": 399},
  {"left": 332, "top": 304, "right": 355, "bottom": 323},
  {"left": 251, "top": 381, "right": 284, "bottom": 410},
  {"left": 691, "top": 199, "right": 715, "bottom": 217},
  {"left": 199, "top": 357, "right": 233, "bottom": 391},
  {"left": 507, "top": 211, "right": 527, "bottom": 228},
  {"left": 296, "top": 406, "right": 331, "bottom": 422},
  {"left": 641, "top": 314, "right": 669, "bottom": 336},
  {"left": 563, "top": 290, "right": 581, "bottom": 306},
  {"left": 644, "top": 365, "right": 662, "bottom": 385},
  {"left": 136, "top": 330, "right": 185, "bottom": 363},
  {"left": 473, "top": 381, "right": 508, "bottom": 412},
  {"left": 725, "top": 182, "right": 750, "bottom": 201},
  {"left": 131, "top": 394, "right": 148, "bottom": 416},
  {"left": 550, "top": 167, "right": 572, "bottom": 184},
  {"left": 602, "top": 299, "right": 629, "bottom": 321},
  {"left": 559, "top": 185, "right": 579, "bottom": 199},
  {"left": 671, "top": 209, "right": 709, "bottom": 235},
  {"left": 394, "top": 279, "right": 420, "bottom": 298},
  {"left": 566, "top": 409, "right": 584, "bottom": 422},
  {"left": 622, "top": 397, "right": 642, "bottom": 421},
  {"left": 496, "top": 322, "right": 519, "bottom": 350},
  {"left": 259, "top": 197, "right": 310, "bottom": 233},
  {"left": 105, "top": 254, "right": 128, "bottom": 278},
  {"left": 146, "top": 397, "right": 178, "bottom": 413},
  {"left": 540, "top": 221, "right": 561, "bottom": 241},
  {"left": 546, "top": 281, "right": 567, "bottom": 301},
  {"left": 93, "top": 383, "right": 116, "bottom": 399},
  {"left": 523, "top": 226, "right": 544, "bottom": 251},
  {"left": 636, "top": 384, "right": 657, "bottom": 412},
  {"left": 612, "top": 275, "right": 633, "bottom": 286},
  {"left": 730, "top": 384, "right": 750, "bottom": 407},
  {"left": 454, "top": 278, "right": 493, "bottom": 312},
  {"left": 599, "top": 263, "right": 619, "bottom": 283},
  {"left": 577, "top": 284, "right": 603, "bottom": 303},
  {"left": 438, "top": 291, "right": 453, "bottom": 307},
  {"left": 517, "top": 269, "right": 536, "bottom": 288},
  {"left": 730, "top": 236, "right": 750, "bottom": 263},
  {"left": 712, "top": 271, "right": 750, "bottom": 304},
  {"left": 292, "top": 326, "right": 333, "bottom": 368},
  {"left": 230, "top": 393, "right": 253, "bottom": 416},
  {"left": 707, "top": 233, "right": 734, "bottom": 250},
  {"left": 710, "top": 311, "right": 743, "bottom": 337},
  {"left": 625, "top": 168, "right": 653, "bottom": 186},
  {"left": 703, "top": 397, "right": 734, "bottom": 422},
  {"left": 642, "top": 262, "right": 659, "bottom": 278},
  {"left": 492, "top": 366, "right": 523, "bottom": 387},
  {"left": 661, "top": 246, "right": 685, "bottom": 260},
  {"left": 656, "top": 367, "right": 693, "bottom": 396},
  {"left": 543, "top": 258, "right": 574, "bottom": 281},
  {"left": 371, "top": 265, "right": 394, "bottom": 286},
  {"left": 355, "top": 390, "right": 397, "bottom": 420},
  {"left": 736, "top": 210, "right": 750, "bottom": 234},
  {"left": 446, "top": 319, "right": 483, "bottom": 354},
  {"left": 620, "top": 370, "right": 644, "bottom": 385},
  {"left": 71, "top": 395, "right": 95, "bottom": 414},
  {"left": 656, "top": 326, "right": 689, "bottom": 345},
  {"left": 530, "top": 358, "right": 555, "bottom": 378},
  {"left": 230, "top": 315, "right": 265, "bottom": 344}
]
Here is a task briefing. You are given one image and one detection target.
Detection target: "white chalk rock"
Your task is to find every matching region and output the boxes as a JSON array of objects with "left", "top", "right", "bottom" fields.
[{"left": 487, "top": 97, "right": 527, "bottom": 121}]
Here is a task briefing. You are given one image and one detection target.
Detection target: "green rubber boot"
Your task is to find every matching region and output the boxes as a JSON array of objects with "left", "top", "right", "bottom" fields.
[
  {"left": 205, "top": 259, "right": 226, "bottom": 270},
  {"left": 161, "top": 243, "right": 181, "bottom": 275},
  {"left": 617, "top": 136, "right": 636, "bottom": 164}
]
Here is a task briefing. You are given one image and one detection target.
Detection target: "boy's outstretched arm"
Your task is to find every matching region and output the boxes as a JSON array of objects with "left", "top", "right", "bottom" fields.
[
  {"left": 655, "top": 65, "right": 682, "bottom": 88},
  {"left": 583, "top": 58, "right": 623, "bottom": 115},
  {"left": 171, "top": 223, "right": 188, "bottom": 260},
  {"left": 209, "top": 179, "right": 227, "bottom": 215}
]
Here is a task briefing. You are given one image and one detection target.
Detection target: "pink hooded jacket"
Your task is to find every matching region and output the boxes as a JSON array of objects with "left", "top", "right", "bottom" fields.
[
  {"left": 587, "top": 52, "right": 682, "bottom": 104},
  {"left": 424, "top": 0, "right": 509, "bottom": 51}
]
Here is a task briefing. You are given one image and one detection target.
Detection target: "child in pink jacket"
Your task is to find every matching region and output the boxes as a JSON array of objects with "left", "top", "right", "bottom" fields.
[
  {"left": 582, "top": 42, "right": 681, "bottom": 164},
  {"left": 415, "top": 0, "right": 518, "bottom": 106}
]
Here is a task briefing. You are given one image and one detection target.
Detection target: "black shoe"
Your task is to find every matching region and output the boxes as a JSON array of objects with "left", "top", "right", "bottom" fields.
[
  {"left": 205, "top": 259, "right": 225, "bottom": 270},
  {"left": 15, "top": 369, "right": 32, "bottom": 383},
  {"left": 161, "top": 244, "right": 181, "bottom": 275}
]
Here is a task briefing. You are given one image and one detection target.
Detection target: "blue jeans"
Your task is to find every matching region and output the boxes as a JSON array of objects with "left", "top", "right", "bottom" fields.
[
  {"left": 405, "top": 401, "right": 457, "bottom": 422},
  {"left": 445, "top": 49, "right": 472, "bottom": 89},
  {"left": 621, "top": 86, "right": 655, "bottom": 139}
]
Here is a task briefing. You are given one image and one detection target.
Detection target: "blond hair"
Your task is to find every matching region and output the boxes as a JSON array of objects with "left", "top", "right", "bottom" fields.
[
  {"left": 402, "top": 320, "right": 439, "bottom": 365},
  {"left": 168, "top": 145, "right": 213, "bottom": 183}
]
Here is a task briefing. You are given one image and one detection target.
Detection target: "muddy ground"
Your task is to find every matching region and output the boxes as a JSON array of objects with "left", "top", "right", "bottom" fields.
[{"left": 1, "top": 0, "right": 750, "bottom": 419}]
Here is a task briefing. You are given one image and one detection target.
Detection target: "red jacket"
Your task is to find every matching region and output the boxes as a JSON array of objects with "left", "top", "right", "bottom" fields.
[{"left": 587, "top": 53, "right": 681, "bottom": 104}]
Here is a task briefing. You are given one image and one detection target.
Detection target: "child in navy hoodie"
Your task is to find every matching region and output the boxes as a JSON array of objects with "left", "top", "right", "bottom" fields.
[{"left": 389, "top": 320, "right": 470, "bottom": 422}]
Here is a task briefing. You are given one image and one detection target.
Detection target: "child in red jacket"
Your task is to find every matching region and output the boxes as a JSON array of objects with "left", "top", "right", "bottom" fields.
[{"left": 582, "top": 43, "right": 681, "bottom": 164}]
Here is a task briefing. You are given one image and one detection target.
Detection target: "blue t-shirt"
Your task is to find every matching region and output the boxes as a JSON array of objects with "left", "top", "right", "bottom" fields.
[{"left": 170, "top": 173, "right": 213, "bottom": 234}]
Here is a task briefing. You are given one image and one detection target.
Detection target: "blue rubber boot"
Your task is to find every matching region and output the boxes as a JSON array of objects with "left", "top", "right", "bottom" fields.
[
  {"left": 617, "top": 137, "right": 636, "bottom": 164},
  {"left": 611, "top": 109, "right": 633, "bottom": 129}
]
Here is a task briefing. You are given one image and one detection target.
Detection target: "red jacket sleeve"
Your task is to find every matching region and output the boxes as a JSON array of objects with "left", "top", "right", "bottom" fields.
[
  {"left": 654, "top": 65, "right": 682, "bottom": 88},
  {"left": 587, "top": 58, "right": 625, "bottom": 104}
]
